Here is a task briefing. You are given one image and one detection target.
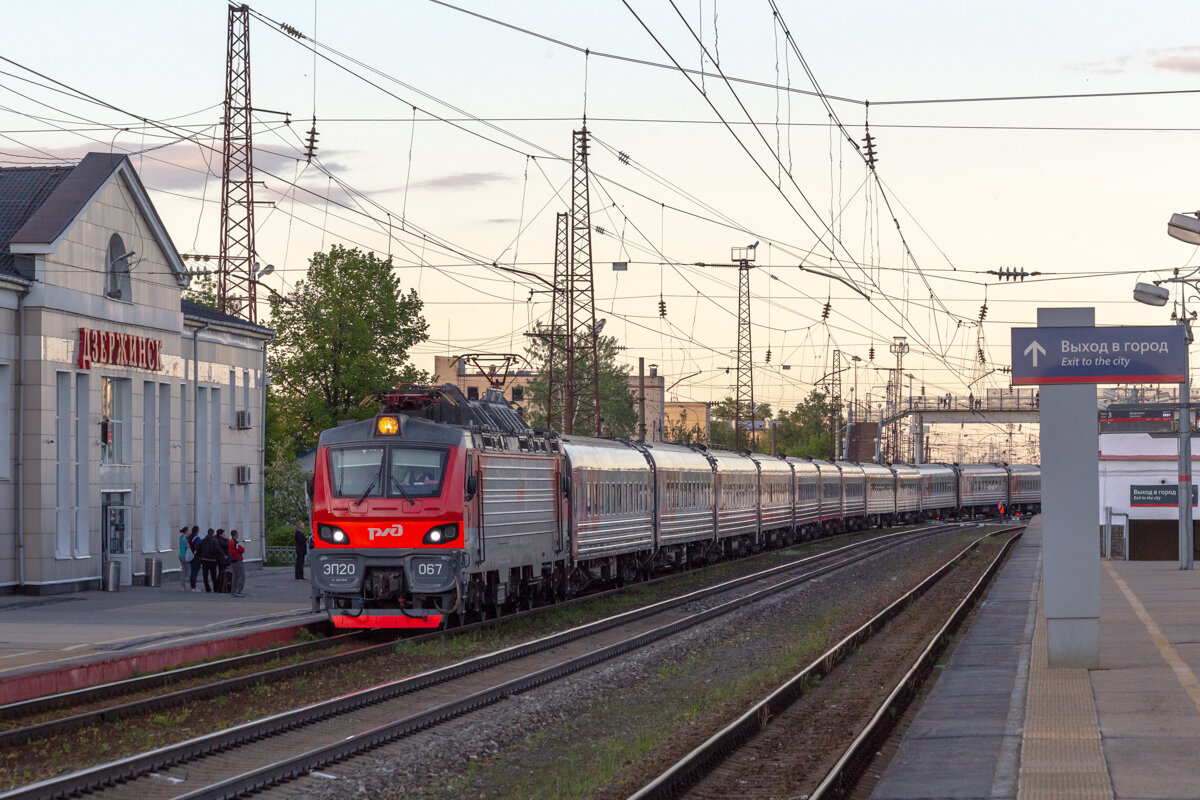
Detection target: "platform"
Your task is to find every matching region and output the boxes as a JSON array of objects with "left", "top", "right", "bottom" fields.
[
  {"left": 871, "top": 516, "right": 1200, "bottom": 800},
  {"left": 0, "top": 565, "right": 324, "bottom": 701}
]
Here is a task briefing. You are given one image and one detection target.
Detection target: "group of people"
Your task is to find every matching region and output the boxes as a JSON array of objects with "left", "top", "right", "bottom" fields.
[{"left": 177, "top": 525, "right": 246, "bottom": 596}]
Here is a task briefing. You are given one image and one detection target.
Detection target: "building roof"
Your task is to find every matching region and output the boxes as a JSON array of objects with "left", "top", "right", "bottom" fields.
[
  {"left": 2, "top": 152, "right": 188, "bottom": 283},
  {"left": 0, "top": 165, "right": 74, "bottom": 277},
  {"left": 182, "top": 298, "right": 274, "bottom": 337}
]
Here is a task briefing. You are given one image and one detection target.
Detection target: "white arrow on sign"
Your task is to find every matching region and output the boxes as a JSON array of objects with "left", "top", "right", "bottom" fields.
[{"left": 1024, "top": 340, "right": 1046, "bottom": 367}]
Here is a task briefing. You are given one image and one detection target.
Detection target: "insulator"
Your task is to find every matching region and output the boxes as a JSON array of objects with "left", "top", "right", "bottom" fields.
[
  {"left": 869, "top": 346, "right": 875, "bottom": 361},
  {"left": 658, "top": 298, "right": 667, "bottom": 317},
  {"left": 595, "top": 225, "right": 606, "bottom": 236},
  {"left": 821, "top": 300, "right": 831, "bottom": 320},
  {"left": 979, "top": 304, "right": 988, "bottom": 321},
  {"left": 979, "top": 348, "right": 987, "bottom": 364},
  {"left": 618, "top": 151, "right": 630, "bottom": 165},
  {"left": 765, "top": 349, "right": 772, "bottom": 363}
]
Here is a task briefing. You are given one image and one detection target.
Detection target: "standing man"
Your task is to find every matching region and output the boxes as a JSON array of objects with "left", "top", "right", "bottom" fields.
[
  {"left": 228, "top": 530, "right": 246, "bottom": 597},
  {"left": 215, "top": 529, "right": 231, "bottom": 592},
  {"left": 199, "top": 528, "right": 220, "bottom": 592},
  {"left": 294, "top": 523, "right": 308, "bottom": 580}
]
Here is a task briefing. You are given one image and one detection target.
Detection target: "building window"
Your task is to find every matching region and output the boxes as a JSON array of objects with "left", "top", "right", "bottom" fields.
[
  {"left": 511, "top": 386, "right": 524, "bottom": 402},
  {"left": 467, "top": 386, "right": 479, "bottom": 401},
  {"left": 100, "top": 377, "right": 131, "bottom": 464},
  {"left": 105, "top": 233, "right": 132, "bottom": 302}
]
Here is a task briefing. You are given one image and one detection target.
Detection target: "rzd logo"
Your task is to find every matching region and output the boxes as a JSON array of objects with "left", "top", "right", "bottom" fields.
[{"left": 367, "top": 525, "right": 403, "bottom": 541}]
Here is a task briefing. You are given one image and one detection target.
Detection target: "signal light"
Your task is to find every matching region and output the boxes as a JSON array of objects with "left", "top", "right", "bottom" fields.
[{"left": 376, "top": 416, "right": 400, "bottom": 436}]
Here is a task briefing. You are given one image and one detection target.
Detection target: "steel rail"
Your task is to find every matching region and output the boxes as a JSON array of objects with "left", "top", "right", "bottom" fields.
[
  {"left": 0, "top": 525, "right": 924, "bottom": 747},
  {"left": 1, "top": 524, "right": 960, "bottom": 800},
  {"left": 808, "top": 528, "right": 1023, "bottom": 800},
  {"left": 627, "top": 525, "right": 1025, "bottom": 800},
  {"left": 168, "top": 525, "right": 965, "bottom": 800}
]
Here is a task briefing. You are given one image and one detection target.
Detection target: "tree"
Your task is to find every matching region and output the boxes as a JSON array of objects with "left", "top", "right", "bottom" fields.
[
  {"left": 664, "top": 407, "right": 706, "bottom": 445},
  {"left": 774, "top": 389, "right": 835, "bottom": 458},
  {"left": 708, "top": 396, "right": 773, "bottom": 451},
  {"left": 523, "top": 324, "right": 637, "bottom": 437},
  {"left": 182, "top": 272, "right": 218, "bottom": 307},
  {"left": 267, "top": 244, "right": 429, "bottom": 453},
  {"left": 264, "top": 437, "right": 308, "bottom": 532}
]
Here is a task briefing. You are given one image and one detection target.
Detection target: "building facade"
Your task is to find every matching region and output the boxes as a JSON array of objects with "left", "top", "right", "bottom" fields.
[{"left": 0, "top": 153, "right": 271, "bottom": 593}]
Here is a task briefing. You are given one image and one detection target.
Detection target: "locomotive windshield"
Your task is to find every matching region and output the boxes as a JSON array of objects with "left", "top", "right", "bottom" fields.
[
  {"left": 327, "top": 445, "right": 448, "bottom": 499},
  {"left": 388, "top": 447, "right": 448, "bottom": 498},
  {"left": 329, "top": 447, "right": 384, "bottom": 498}
]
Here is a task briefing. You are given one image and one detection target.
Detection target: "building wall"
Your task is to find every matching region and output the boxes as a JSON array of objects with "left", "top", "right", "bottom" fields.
[
  {"left": 663, "top": 401, "right": 707, "bottom": 442},
  {"left": 1, "top": 169, "right": 269, "bottom": 593}
]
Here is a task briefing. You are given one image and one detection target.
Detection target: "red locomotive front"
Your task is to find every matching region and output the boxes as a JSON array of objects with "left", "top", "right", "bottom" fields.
[{"left": 310, "top": 404, "right": 471, "bottom": 629}]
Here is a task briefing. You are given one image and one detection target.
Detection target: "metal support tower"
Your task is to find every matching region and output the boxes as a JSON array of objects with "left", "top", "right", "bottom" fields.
[
  {"left": 888, "top": 336, "right": 909, "bottom": 461},
  {"left": 546, "top": 212, "right": 569, "bottom": 431},
  {"left": 733, "top": 245, "right": 756, "bottom": 451},
  {"left": 831, "top": 349, "right": 843, "bottom": 459},
  {"left": 218, "top": 3, "right": 257, "bottom": 323},
  {"left": 566, "top": 126, "right": 601, "bottom": 436}
]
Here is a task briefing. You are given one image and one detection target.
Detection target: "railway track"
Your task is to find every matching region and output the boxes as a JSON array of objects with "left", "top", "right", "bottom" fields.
[
  {"left": 628, "top": 524, "right": 1023, "bottom": 800},
  {"left": 0, "top": 522, "right": 937, "bottom": 754},
  {"left": 1, "top": 523, "right": 968, "bottom": 800}
]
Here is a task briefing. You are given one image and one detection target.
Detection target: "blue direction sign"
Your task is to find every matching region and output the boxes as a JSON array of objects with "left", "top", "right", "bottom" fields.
[{"left": 1011, "top": 325, "right": 1186, "bottom": 385}]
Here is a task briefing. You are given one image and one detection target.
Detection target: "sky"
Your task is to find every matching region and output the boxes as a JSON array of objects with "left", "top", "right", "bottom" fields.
[{"left": 4, "top": 0, "right": 1200, "bottom": 458}]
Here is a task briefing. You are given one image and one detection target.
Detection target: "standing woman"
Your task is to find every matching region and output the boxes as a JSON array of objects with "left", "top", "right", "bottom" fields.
[
  {"left": 294, "top": 523, "right": 308, "bottom": 580},
  {"left": 188, "top": 525, "right": 203, "bottom": 591},
  {"left": 228, "top": 530, "right": 246, "bottom": 597},
  {"left": 177, "top": 527, "right": 192, "bottom": 591}
]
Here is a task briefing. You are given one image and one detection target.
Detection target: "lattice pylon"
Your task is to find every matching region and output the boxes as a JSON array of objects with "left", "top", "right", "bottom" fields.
[
  {"left": 734, "top": 261, "right": 754, "bottom": 451},
  {"left": 567, "top": 126, "right": 601, "bottom": 436},
  {"left": 831, "top": 349, "right": 843, "bottom": 459},
  {"left": 546, "top": 212, "right": 570, "bottom": 432},
  {"left": 218, "top": 3, "right": 257, "bottom": 323}
]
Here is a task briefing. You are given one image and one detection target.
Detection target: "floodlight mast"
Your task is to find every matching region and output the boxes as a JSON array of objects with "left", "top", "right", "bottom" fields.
[{"left": 1135, "top": 212, "right": 1200, "bottom": 568}]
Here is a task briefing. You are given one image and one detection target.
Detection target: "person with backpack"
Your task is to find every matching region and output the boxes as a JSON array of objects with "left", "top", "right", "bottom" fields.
[
  {"left": 178, "top": 527, "right": 192, "bottom": 591},
  {"left": 188, "top": 525, "right": 203, "bottom": 592},
  {"left": 228, "top": 530, "right": 246, "bottom": 597}
]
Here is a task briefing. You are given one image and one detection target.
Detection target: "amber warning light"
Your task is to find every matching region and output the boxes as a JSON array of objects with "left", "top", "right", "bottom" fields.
[{"left": 376, "top": 416, "right": 400, "bottom": 436}]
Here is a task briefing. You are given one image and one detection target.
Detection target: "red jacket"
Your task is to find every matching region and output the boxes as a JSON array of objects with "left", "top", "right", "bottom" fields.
[{"left": 229, "top": 539, "right": 244, "bottom": 562}]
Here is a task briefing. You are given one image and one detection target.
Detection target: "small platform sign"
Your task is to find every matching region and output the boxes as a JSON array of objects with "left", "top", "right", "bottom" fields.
[
  {"left": 1011, "top": 325, "right": 1186, "bottom": 385},
  {"left": 1130, "top": 484, "right": 1198, "bottom": 507}
]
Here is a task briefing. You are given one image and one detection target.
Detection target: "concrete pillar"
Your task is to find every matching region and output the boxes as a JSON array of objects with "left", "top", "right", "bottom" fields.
[{"left": 1039, "top": 307, "right": 1100, "bottom": 668}]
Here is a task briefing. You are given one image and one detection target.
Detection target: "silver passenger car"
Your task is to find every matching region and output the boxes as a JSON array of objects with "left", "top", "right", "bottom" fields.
[
  {"left": 957, "top": 463, "right": 1008, "bottom": 511},
  {"left": 637, "top": 442, "right": 715, "bottom": 546},
  {"left": 787, "top": 458, "right": 822, "bottom": 528},
  {"left": 560, "top": 437, "right": 654, "bottom": 559},
  {"left": 1006, "top": 464, "right": 1042, "bottom": 509},
  {"left": 914, "top": 463, "right": 957, "bottom": 516},
  {"left": 816, "top": 460, "right": 847, "bottom": 522},
  {"left": 891, "top": 463, "right": 921, "bottom": 516},
  {"left": 860, "top": 461, "right": 896, "bottom": 519},
  {"left": 751, "top": 453, "right": 794, "bottom": 534},
  {"left": 706, "top": 449, "right": 759, "bottom": 539}
]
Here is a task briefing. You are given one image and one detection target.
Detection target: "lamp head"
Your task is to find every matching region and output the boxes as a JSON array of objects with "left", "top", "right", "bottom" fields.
[
  {"left": 1133, "top": 281, "right": 1170, "bottom": 307},
  {"left": 1168, "top": 213, "right": 1200, "bottom": 246}
]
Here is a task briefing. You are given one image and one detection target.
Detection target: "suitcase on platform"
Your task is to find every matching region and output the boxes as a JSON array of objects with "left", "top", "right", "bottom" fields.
[{"left": 220, "top": 571, "right": 233, "bottom": 593}]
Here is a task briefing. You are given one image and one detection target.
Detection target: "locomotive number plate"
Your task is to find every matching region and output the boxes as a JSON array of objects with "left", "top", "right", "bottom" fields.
[
  {"left": 319, "top": 556, "right": 361, "bottom": 590},
  {"left": 406, "top": 555, "right": 455, "bottom": 592}
]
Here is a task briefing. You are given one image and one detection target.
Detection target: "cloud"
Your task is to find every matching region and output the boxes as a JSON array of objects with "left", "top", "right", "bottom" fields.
[
  {"left": 484, "top": 218, "right": 518, "bottom": 224},
  {"left": 1154, "top": 54, "right": 1200, "bottom": 74},
  {"left": 413, "top": 171, "right": 508, "bottom": 190},
  {"left": 1069, "top": 54, "right": 1132, "bottom": 75}
]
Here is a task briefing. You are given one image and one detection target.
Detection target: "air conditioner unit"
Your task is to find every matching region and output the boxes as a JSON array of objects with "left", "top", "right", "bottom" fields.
[
  {"left": 236, "top": 465, "right": 252, "bottom": 484},
  {"left": 235, "top": 410, "right": 252, "bottom": 430}
]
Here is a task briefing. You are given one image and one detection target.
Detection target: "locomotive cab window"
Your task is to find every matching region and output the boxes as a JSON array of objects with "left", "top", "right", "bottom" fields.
[
  {"left": 329, "top": 447, "right": 385, "bottom": 498},
  {"left": 389, "top": 447, "right": 448, "bottom": 498}
]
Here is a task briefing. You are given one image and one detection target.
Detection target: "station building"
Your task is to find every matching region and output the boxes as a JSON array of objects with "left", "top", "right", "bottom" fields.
[{"left": 0, "top": 152, "right": 272, "bottom": 594}]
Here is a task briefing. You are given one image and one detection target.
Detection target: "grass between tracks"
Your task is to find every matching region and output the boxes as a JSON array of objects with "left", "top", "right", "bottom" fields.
[{"left": 0, "top": 524, "right": 1006, "bottom": 790}]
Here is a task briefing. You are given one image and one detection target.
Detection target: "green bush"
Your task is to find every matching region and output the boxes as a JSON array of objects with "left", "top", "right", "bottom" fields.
[{"left": 267, "top": 524, "right": 296, "bottom": 548}]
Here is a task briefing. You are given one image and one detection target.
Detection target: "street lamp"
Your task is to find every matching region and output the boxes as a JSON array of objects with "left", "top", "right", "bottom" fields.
[{"left": 1133, "top": 214, "right": 1200, "bottom": 569}]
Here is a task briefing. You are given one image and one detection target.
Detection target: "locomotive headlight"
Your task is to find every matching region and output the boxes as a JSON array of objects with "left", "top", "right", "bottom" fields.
[
  {"left": 376, "top": 415, "right": 400, "bottom": 436},
  {"left": 422, "top": 524, "right": 460, "bottom": 545},
  {"left": 318, "top": 524, "right": 350, "bottom": 545}
]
